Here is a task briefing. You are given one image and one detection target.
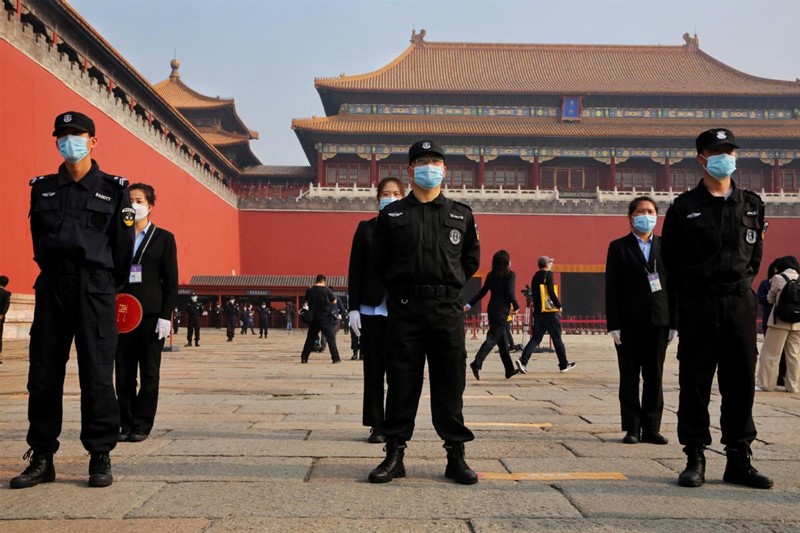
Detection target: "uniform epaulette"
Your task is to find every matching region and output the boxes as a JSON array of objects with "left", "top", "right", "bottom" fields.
[
  {"left": 29, "top": 174, "right": 56, "bottom": 186},
  {"left": 670, "top": 189, "right": 692, "bottom": 206},
  {"left": 103, "top": 175, "right": 128, "bottom": 187},
  {"left": 451, "top": 199, "right": 474, "bottom": 211}
]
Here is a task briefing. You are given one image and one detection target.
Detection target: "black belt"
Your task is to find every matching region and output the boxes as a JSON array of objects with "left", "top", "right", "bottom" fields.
[
  {"left": 396, "top": 284, "right": 460, "bottom": 299},
  {"left": 682, "top": 278, "right": 751, "bottom": 295}
]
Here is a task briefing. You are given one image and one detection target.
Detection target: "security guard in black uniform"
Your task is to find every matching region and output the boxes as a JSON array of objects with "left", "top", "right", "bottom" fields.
[
  {"left": 185, "top": 292, "right": 203, "bottom": 346},
  {"left": 11, "top": 111, "right": 134, "bottom": 489},
  {"left": 662, "top": 128, "right": 773, "bottom": 489},
  {"left": 369, "top": 140, "right": 480, "bottom": 485}
]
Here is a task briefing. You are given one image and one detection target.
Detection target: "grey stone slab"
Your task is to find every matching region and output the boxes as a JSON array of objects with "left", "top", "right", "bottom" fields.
[
  {"left": 128, "top": 481, "right": 580, "bottom": 519},
  {"left": 559, "top": 480, "right": 800, "bottom": 520},
  {"left": 0, "top": 519, "right": 211, "bottom": 533},
  {"left": 162, "top": 439, "right": 387, "bottom": 458},
  {"left": 566, "top": 440, "right": 687, "bottom": 459},
  {"left": 115, "top": 456, "right": 312, "bottom": 481},
  {"left": 161, "top": 429, "right": 309, "bottom": 440},
  {"left": 0, "top": 482, "right": 165, "bottom": 519},
  {"left": 205, "top": 517, "right": 471, "bottom": 533},
  {"left": 471, "top": 518, "right": 800, "bottom": 533}
]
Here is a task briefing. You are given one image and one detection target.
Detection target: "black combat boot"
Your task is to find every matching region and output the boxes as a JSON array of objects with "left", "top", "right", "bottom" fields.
[
  {"left": 368, "top": 439, "right": 406, "bottom": 483},
  {"left": 88, "top": 452, "right": 113, "bottom": 487},
  {"left": 9, "top": 449, "right": 55, "bottom": 489},
  {"left": 723, "top": 445, "right": 773, "bottom": 489},
  {"left": 444, "top": 441, "right": 478, "bottom": 485},
  {"left": 678, "top": 445, "right": 706, "bottom": 487}
]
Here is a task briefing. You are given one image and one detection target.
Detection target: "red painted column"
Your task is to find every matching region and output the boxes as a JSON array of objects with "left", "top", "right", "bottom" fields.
[
  {"left": 663, "top": 157, "right": 671, "bottom": 191},
  {"left": 532, "top": 156, "right": 540, "bottom": 189},
  {"left": 609, "top": 157, "right": 617, "bottom": 190},
  {"left": 316, "top": 151, "right": 324, "bottom": 185},
  {"left": 773, "top": 158, "right": 781, "bottom": 192},
  {"left": 478, "top": 155, "right": 486, "bottom": 188},
  {"left": 370, "top": 154, "right": 377, "bottom": 187}
]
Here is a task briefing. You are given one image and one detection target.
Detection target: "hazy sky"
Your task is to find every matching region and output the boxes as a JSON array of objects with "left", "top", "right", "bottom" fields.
[{"left": 69, "top": 0, "right": 800, "bottom": 167}]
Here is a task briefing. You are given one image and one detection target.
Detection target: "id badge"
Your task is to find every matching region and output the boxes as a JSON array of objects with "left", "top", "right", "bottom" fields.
[
  {"left": 647, "top": 272, "right": 662, "bottom": 293},
  {"left": 129, "top": 265, "right": 143, "bottom": 284}
]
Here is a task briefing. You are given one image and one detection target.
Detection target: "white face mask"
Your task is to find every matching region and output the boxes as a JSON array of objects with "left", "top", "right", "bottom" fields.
[{"left": 132, "top": 202, "right": 149, "bottom": 222}]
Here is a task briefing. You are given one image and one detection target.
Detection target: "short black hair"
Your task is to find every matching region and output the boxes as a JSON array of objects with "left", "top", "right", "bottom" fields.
[
  {"left": 0, "top": 275, "right": 8, "bottom": 287},
  {"left": 775, "top": 255, "right": 800, "bottom": 273},
  {"left": 628, "top": 196, "right": 658, "bottom": 217},
  {"left": 128, "top": 183, "right": 156, "bottom": 205},
  {"left": 315, "top": 274, "right": 326, "bottom": 283}
]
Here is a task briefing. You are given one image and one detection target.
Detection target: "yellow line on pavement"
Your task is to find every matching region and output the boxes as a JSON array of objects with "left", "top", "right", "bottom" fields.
[
  {"left": 481, "top": 472, "right": 627, "bottom": 481},
  {"left": 471, "top": 422, "right": 553, "bottom": 428}
]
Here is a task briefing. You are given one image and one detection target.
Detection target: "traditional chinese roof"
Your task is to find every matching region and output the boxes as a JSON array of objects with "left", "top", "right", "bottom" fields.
[
  {"left": 315, "top": 35, "right": 800, "bottom": 98},
  {"left": 189, "top": 275, "right": 348, "bottom": 289},
  {"left": 155, "top": 59, "right": 259, "bottom": 139},
  {"left": 292, "top": 115, "right": 800, "bottom": 143}
]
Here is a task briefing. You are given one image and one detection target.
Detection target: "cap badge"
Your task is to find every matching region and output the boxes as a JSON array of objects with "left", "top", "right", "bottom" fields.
[
  {"left": 716, "top": 131, "right": 727, "bottom": 139},
  {"left": 63, "top": 114, "right": 72, "bottom": 123},
  {"left": 449, "top": 229, "right": 462, "bottom": 245},
  {"left": 422, "top": 142, "right": 431, "bottom": 149}
]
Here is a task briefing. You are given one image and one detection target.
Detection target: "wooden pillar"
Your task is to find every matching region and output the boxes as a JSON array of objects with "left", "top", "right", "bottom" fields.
[
  {"left": 608, "top": 157, "right": 617, "bottom": 189},
  {"left": 531, "top": 156, "right": 540, "bottom": 189},
  {"left": 663, "top": 157, "right": 671, "bottom": 191},
  {"left": 773, "top": 158, "right": 781, "bottom": 192},
  {"left": 316, "top": 151, "right": 324, "bottom": 185},
  {"left": 478, "top": 155, "right": 486, "bottom": 188},
  {"left": 369, "top": 154, "right": 378, "bottom": 187}
]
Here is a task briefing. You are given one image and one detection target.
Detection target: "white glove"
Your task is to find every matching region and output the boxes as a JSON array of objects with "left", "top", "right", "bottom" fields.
[
  {"left": 609, "top": 330, "right": 622, "bottom": 345},
  {"left": 667, "top": 329, "right": 678, "bottom": 345},
  {"left": 348, "top": 310, "right": 362, "bottom": 337},
  {"left": 156, "top": 318, "right": 172, "bottom": 340}
]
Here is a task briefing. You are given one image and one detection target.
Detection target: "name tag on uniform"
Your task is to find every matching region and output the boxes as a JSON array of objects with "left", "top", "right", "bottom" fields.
[
  {"left": 647, "top": 273, "right": 662, "bottom": 293},
  {"left": 129, "top": 265, "right": 143, "bottom": 284}
]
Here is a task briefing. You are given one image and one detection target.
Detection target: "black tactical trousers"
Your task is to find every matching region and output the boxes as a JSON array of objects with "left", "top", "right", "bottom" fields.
[
  {"left": 187, "top": 317, "right": 200, "bottom": 343},
  {"left": 381, "top": 293, "right": 474, "bottom": 443},
  {"left": 27, "top": 264, "right": 119, "bottom": 453},
  {"left": 677, "top": 289, "right": 758, "bottom": 446},
  {"left": 116, "top": 314, "right": 164, "bottom": 434},
  {"left": 300, "top": 317, "right": 340, "bottom": 361}
]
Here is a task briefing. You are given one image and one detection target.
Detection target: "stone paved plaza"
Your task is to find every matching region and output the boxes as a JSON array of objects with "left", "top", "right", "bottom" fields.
[{"left": 1, "top": 327, "right": 798, "bottom": 532}]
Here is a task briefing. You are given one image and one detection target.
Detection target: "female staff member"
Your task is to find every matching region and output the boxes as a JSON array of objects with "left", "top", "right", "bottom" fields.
[
  {"left": 115, "top": 183, "right": 178, "bottom": 443},
  {"left": 605, "top": 196, "right": 672, "bottom": 445},
  {"left": 348, "top": 177, "right": 405, "bottom": 443},
  {"left": 465, "top": 250, "right": 520, "bottom": 380}
]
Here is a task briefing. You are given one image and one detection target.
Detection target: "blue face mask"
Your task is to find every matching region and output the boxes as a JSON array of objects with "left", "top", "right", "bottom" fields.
[
  {"left": 703, "top": 153, "right": 736, "bottom": 180},
  {"left": 379, "top": 197, "right": 398, "bottom": 211},
  {"left": 632, "top": 214, "right": 657, "bottom": 234},
  {"left": 413, "top": 165, "right": 444, "bottom": 190},
  {"left": 57, "top": 135, "right": 90, "bottom": 164}
]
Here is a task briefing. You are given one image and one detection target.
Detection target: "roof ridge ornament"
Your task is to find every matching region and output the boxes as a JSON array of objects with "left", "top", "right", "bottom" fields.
[
  {"left": 169, "top": 58, "right": 181, "bottom": 80},
  {"left": 682, "top": 32, "right": 699, "bottom": 49},
  {"left": 411, "top": 28, "right": 427, "bottom": 45}
]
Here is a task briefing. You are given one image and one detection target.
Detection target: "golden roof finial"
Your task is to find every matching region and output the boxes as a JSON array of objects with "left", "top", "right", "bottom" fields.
[{"left": 169, "top": 58, "right": 181, "bottom": 80}]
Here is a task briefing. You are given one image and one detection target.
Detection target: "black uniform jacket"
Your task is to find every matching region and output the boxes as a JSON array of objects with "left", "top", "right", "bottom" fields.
[
  {"left": 531, "top": 269, "right": 561, "bottom": 315},
  {"left": 306, "top": 285, "right": 336, "bottom": 318},
  {"left": 0, "top": 287, "right": 10, "bottom": 316},
  {"left": 29, "top": 160, "right": 134, "bottom": 288},
  {"left": 467, "top": 271, "right": 520, "bottom": 321},
  {"left": 374, "top": 192, "right": 480, "bottom": 289},
  {"left": 186, "top": 301, "right": 204, "bottom": 319},
  {"left": 122, "top": 225, "right": 178, "bottom": 320},
  {"left": 348, "top": 217, "right": 386, "bottom": 310},
  {"left": 605, "top": 232, "right": 670, "bottom": 331}
]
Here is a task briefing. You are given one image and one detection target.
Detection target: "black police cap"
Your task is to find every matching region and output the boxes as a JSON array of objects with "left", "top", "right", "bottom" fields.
[
  {"left": 52, "top": 111, "right": 95, "bottom": 137},
  {"left": 695, "top": 128, "right": 739, "bottom": 154},
  {"left": 408, "top": 140, "right": 446, "bottom": 164}
]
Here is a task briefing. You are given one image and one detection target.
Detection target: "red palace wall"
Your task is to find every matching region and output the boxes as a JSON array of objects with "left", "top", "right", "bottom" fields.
[
  {"left": 239, "top": 210, "right": 799, "bottom": 288},
  {"left": 1, "top": 41, "right": 241, "bottom": 294}
]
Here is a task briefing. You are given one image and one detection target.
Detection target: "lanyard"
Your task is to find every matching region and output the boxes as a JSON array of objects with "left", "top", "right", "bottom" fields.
[{"left": 134, "top": 225, "right": 156, "bottom": 265}]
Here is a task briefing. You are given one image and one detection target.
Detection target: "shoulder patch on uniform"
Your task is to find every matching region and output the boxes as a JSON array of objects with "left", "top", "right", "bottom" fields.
[
  {"left": 104, "top": 175, "right": 128, "bottom": 187},
  {"left": 29, "top": 175, "right": 55, "bottom": 186}
]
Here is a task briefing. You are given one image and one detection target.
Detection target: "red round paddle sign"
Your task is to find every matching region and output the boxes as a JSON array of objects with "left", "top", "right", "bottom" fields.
[{"left": 116, "top": 293, "right": 143, "bottom": 334}]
